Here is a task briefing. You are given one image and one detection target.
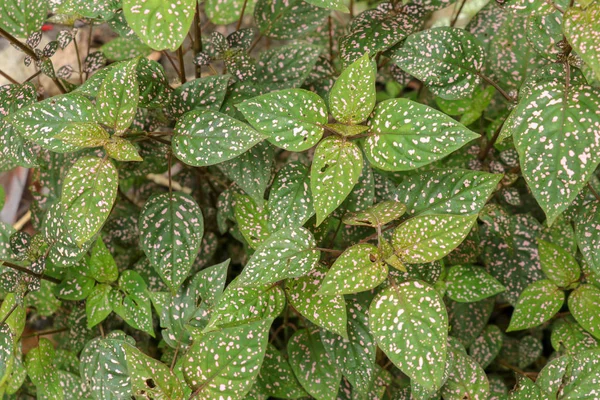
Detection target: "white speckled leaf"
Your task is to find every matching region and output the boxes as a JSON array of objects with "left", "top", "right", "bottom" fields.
[
  {"left": 537, "top": 239, "right": 580, "bottom": 288},
  {"left": 7, "top": 94, "right": 97, "bottom": 153},
  {"left": 569, "top": 284, "right": 600, "bottom": 340},
  {"left": 122, "top": 343, "right": 184, "bottom": 400},
  {"left": 392, "top": 27, "right": 485, "bottom": 100},
  {"left": 53, "top": 123, "right": 109, "bottom": 150},
  {"left": 536, "top": 354, "right": 570, "bottom": 398},
  {"left": 110, "top": 270, "right": 154, "bottom": 337},
  {"left": 257, "top": 44, "right": 321, "bottom": 91},
  {"left": 468, "top": 325, "right": 503, "bottom": 369},
  {"left": 139, "top": 192, "right": 204, "bottom": 293},
  {"left": 394, "top": 168, "right": 502, "bottom": 216},
  {"left": 318, "top": 243, "right": 388, "bottom": 296},
  {"left": 329, "top": 53, "right": 376, "bottom": 125},
  {"left": 60, "top": 156, "right": 118, "bottom": 247},
  {"left": 392, "top": 214, "right": 477, "bottom": 263},
  {"left": 369, "top": 281, "right": 448, "bottom": 392},
  {"left": 342, "top": 200, "right": 406, "bottom": 227},
  {"left": 237, "top": 88, "right": 327, "bottom": 152},
  {"left": 559, "top": 348, "right": 600, "bottom": 398},
  {"left": 364, "top": 99, "right": 479, "bottom": 171},
  {"left": 304, "top": 0, "right": 348, "bottom": 11},
  {"left": 311, "top": 136, "right": 363, "bottom": 225},
  {"left": 236, "top": 227, "right": 319, "bottom": 287},
  {"left": 234, "top": 193, "right": 271, "bottom": 249},
  {"left": 501, "top": 71, "right": 600, "bottom": 225},
  {"left": 96, "top": 58, "right": 139, "bottom": 132},
  {"left": 205, "top": 283, "right": 285, "bottom": 331},
  {"left": 123, "top": 0, "right": 195, "bottom": 51},
  {"left": 448, "top": 298, "right": 495, "bottom": 349},
  {"left": 172, "top": 110, "right": 266, "bottom": 167},
  {"left": 441, "top": 346, "right": 490, "bottom": 400},
  {"left": 286, "top": 264, "right": 348, "bottom": 338},
  {"left": 0, "top": 0, "right": 47, "bottom": 37},
  {"left": 267, "top": 162, "right": 314, "bottom": 232},
  {"left": 168, "top": 74, "right": 230, "bottom": 119},
  {"left": 182, "top": 319, "right": 270, "bottom": 400},
  {"left": 25, "top": 338, "right": 63, "bottom": 398},
  {"left": 446, "top": 264, "right": 505, "bottom": 303},
  {"left": 0, "top": 324, "right": 13, "bottom": 385},
  {"left": 86, "top": 283, "right": 113, "bottom": 328},
  {"left": 507, "top": 279, "right": 564, "bottom": 332},
  {"left": 104, "top": 137, "right": 143, "bottom": 162},
  {"left": 255, "top": 344, "right": 308, "bottom": 399},
  {"left": 551, "top": 315, "right": 599, "bottom": 353},
  {"left": 575, "top": 202, "right": 600, "bottom": 280},
  {"left": 564, "top": 4, "right": 600, "bottom": 82},
  {"left": 205, "top": 0, "right": 256, "bottom": 25},
  {"left": 254, "top": 0, "right": 329, "bottom": 40},
  {"left": 508, "top": 375, "right": 542, "bottom": 400},
  {"left": 288, "top": 328, "right": 341, "bottom": 400}
]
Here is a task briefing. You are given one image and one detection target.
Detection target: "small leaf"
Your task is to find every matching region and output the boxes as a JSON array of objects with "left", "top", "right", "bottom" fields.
[
  {"left": 86, "top": 284, "right": 113, "bottom": 328},
  {"left": 61, "top": 156, "right": 119, "bottom": 247},
  {"left": 87, "top": 237, "right": 119, "bottom": 283},
  {"left": 445, "top": 264, "right": 505, "bottom": 303},
  {"left": 105, "top": 137, "right": 143, "bottom": 162},
  {"left": 537, "top": 239, "right": 580, "bottom": 288},
  {"left": 369, "top": 281, "right": 448, "bottom": 392},
  {"left": 342, "top": 200, "right": 406, "bottom": 227},
  {"left": 96, "top": 58, "right": 140, "bottom": 132},
  {"left": 234, "top": 194, "right": 271, "bottom": 249},
  {"left": 318, "top": 243, "right": 388, "bottom": 295},
  {"left": 237, "top": 88, "right": 327, "bottom": 152},
  {"left": 311, "top": 136, "right": 363, "bottom": 225},
  {"left": 256, "top": 344, "right": 308, "bottom": 399},
  {"left": 469, "top": 325, "right": 503, "bottom": 369},
  {"left": 569, "top": 284, "right": 600, "bottom": 340},
  {"left": 329, "top": 53, "right": 376, "bottom": 124},
  {"left": 25, "top": 338, "right": 62, "bottom": 398},
  {"left": 364, "top": 99, "right": 479, "bottom": 171},
  {"left": 392, "top": 214, "right": 477, "bottom": 263},
  {"left": 53, "top": 123, "right": 109, "bottom": 149},
  {"left": 507, "top": 279, "right": 564, "bottom": 332},
  {"left": 441, "top": 346, "right": 490, "bottom": 400},
  {"left": 172, "top": 110, "right": 266, "bottom": 167},
  {"left": 254, "top": 0, "right": 329, "bottom": 40},
  {"left": 110, "top": 270, "right": 154, "bottom": 336},
  {"left": 236, "top": 227, "right": 319, "bottom": 287},
  {"left": 139, "top": 192, "right": 204, "bottom": 292}
]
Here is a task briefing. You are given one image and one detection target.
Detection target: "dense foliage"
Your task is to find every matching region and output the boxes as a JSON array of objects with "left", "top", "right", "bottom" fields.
[{"left": 1, "top": 0, "right": 600, "bottom": 398}]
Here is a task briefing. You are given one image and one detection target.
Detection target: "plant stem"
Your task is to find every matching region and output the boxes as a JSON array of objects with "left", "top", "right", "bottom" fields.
[
  {"left": 22, "top": 327, "right": 68, "bottom": 338},
  {"left": 450, "top": 0, "right": 467, "bottom": 27},
  {"left": 0, "top": 260, "right": 61, "bottom": 284},
  {"left": 0, "top": 69, "right": 19, "bottom": 84},
  {"left": 478, "top": 73, "right": 515, "bottom": 103},
  {"left": 478, "top": 120, "right": 505, "bottom": 161},
  {"left": 0, "top": 302, "right": 19, "bottom": 326},
  {"left": 73, "top": 36, "right": 84, "bottom": 84},
  {"left": 24, "top": 70, "right": 41, "bottom": 82},
  {"left": 588, "top": 183, "right": 600, "bottom": 202},
  {"left": 328, "top": 16, "right": 334, "bottom": 64},
  {"left": 193, "top": 2, "right": 202, "bottom": 78},
  {"left": 236, "top": 0, "right": 249, "bottom": 30},
  {"left": 177, "top": 47, "right": 186, "bottom": 83},
  {"left": 162, "top": 51, "right": 181, "bottom": 78},
  {"left": 314, "top": 247, "right": 343, "bottom": 256},
  {"left": 248, "top": 34, "right": 263, "bottom": 52}
]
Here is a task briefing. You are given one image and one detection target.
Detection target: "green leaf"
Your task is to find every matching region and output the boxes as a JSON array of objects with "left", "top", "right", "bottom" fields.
[
  {"left": 311, "top": 136, "right": 363, "bottom": 225},
  {"left": 559, "top": 348, "right": 600, "bottom": 398},
  {"left": 139, "top": 192, "right": 204, "bottom": 292},
  {"left": 501, "top": 65, "right": 600, "bottom": 225},
  {"left": 395, "top": 168, "right": 502, "bottom": 216},
  {"left": 569, "top": 284, "right": 600, "bottom": 340},
  {"left": 236, "top": 227, "right": 319, "bottom": 287},
  {"left": 168, "top": 75, "right": 230, "bottom": 119},
  {"left": 324, "top": 123, "right": 369, "bottom": 137},
  {"left": 101, "top": 36, "right": 152, "bottom": 61},
  {"left": 507, "top": 279, "right": 564, "bottom": 331},
  {"left": 205, "top": 283, "right": 285, "bottom": 331},
  {"left": 342, "top": 200, "right": 406, "bottom": 227},
  {"left": 0, "top": 294, "right": 25, "bottom": 341},
  {"left": 110, "top": 270, "right": 154, "bottom": 336},
  {"left": 122, "top": 343, "right": 184, "bottom": 399},
  {"left": 53, "top": 123, "right": 109, "bottom": 150},
  {"left": 237, "top": 88, "right": 327, "bottom": 152},
  {"left": 469, "top": 325, "right": 503, "bottom": 369},
  {"left": 551, "top": 316, "right": 599, "bottom": 353},
  {"left": 234, "top": 194, "right": 271, "bottom": 249},
  {"left": 0, "top": 325, "right": 13, "bottom": 387},
  {"left": 267, "top": 162, "right": 315, "bottom": 232},
  {"left": 445, "top": 264, "right": 505, "bottom": 303},
  {"left": 0, "top": 0, "right": 47, "bottom": 37},
  {"left": 304, "top": 0, "right": 348, "bottom": 11},
  {"left": 392, "top": 214, "right": 477, "bottom": 263},
  {"left": 329, "top": 53, "right": 376, "bottom": 124},
  {"left": 86, "top": 284, "right": 113, "bottom": 328},
  {"left": 61, "top": 156, "right": 119, "bottom": 247},
  {"left": 80, "top": 332, "right": 133, "bottom": 399},
  {"left": 537, "top": 239, "right": 580, "bottom": 288},
  {"left": 7, "top": 94, "right": 97, "bottom": 153},
  {"left": 122, "top": 0, "right": 195, "bottom": 51},
  {"left": 96, "top": 59, "right": 139, "bottom": 132},
  {"left": 285, "top": 264, "right": 348, "bottom": 338},
  {"left": 318, "top": 243, "right": 388, "bottom": 295},
  {"left": 254, "top": 0, "right": 329, "bottom": 40},
  {"left": 564, "top": 3, "right": 600, "bottom": 82},
  {"left": 441, "top": 346, "right": 490, "bottom": 400},
  {"left": 87, "top": 237, "right": 119, "bottom": 283},
  {"left": 104, "top": 137, "right": 143, "bottom": 162},
  {"left": 54, "top": 269, "right": 95, "bottom": 301},
  {"left": 25, "top": 338, "right": 62, "bottom": 399},
  {"left": 288, "top": 328, "right": 341, "bottom": 400},
  {"left": 364, "top": 99, "right": 479, "bottom": 171},
  {"left": 536, "top": 355, "right": 570, "bottom": 398},
  {"left": 508, "top": 375, "right": 542, "bottom": 400},
  {"left": 205, "top": 0, "right": 256, "bottom": 25},
  {"left": 392, "top": 27, "right": 486, "bottom": 100},
  {"left": 576, "top": 202, "right": 600, "bottom": 280},
  {"left": 369, "top": 281, "right": 448, "bottom": 392},
  {"left": 256, "top": 344, "right": 308, "bottom": 399},
  {"left": 172, "top": 110, "right": 266, "bottom": 167},
  {"left": 257, "top": 44, "right": 321, "bottom": 91},
  {"left": 183, "top": 319, "right": 270, "bottom": 399}
]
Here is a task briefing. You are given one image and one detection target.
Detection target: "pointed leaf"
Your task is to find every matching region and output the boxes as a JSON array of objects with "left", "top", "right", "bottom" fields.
[
  {"left": 507, "top": 279, "right": 564, "bottom": 331},
  {"left": 446, "top": 264, "right": 505, "bottom": 303},
  {"left": 569, "top": 284, "right": 600, "bottom": 340}
]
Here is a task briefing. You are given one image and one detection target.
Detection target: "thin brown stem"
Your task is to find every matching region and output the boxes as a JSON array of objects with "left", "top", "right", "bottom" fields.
[
  {"left": 0, "top": 69, "right": 19, "bottom": 84},
  {"left": 478, "top": 120, "right": 505, "bottom": 161},
  {"left": 450, "top": 0, "right": 467, "bottom": 27},
  {"left": 177, "top": 46, "right": 186, "bottom": 83},
  {"left": 236, "top": 0, "right": 249, "bottom": 30},
  {"left": 0, "top": 26, "right": 37, "bottom": 59},
  {"left": 0, "top": 302, "right": 19, "bottom": 326},
  {"left": 168, "top": 151, "right": 173, "bottom": 195},
  {"left": 0, "top": 260, "right": 61, "bottom": 284},
  {"left": 588, "top": 183, "right": 600, "bottom": 202},
  {"left": 328, "top": 16, "right": 334, "bottom": 64},
  {"left": 73, "top": 36, "right": 84, "bottom": 84},
  {"left": 314, "top": 247, "right": 343, "bottom": 256},
  {"left": 170, "top": 343, "right": 180, "bottom": 372},
  {"left": 22, "top": 327, "right": 68, "bottom": 338},
  {"left": 193, "top": 2, "right": 202, "bottom": 78},
  {"left": 162, "top": 51, "right": 181, "bottom": 79},
  {"left": 24, "top": 70, "right": 41, "bottom": 82},
  {"left": 248, "top": 34, "right": 263, "bottom": 52},
  {"left": 478, "top": 73, "right": 515, "bottom": 103}
]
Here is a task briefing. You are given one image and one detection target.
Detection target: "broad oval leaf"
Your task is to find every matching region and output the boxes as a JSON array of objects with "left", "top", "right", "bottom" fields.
[
  {"left": 507, "top": 279, "right": 564, "bottom": 332},
  {"left": 445, "top": 264, "right": 505, "bottom": 303},
  {"left": 392, "top": 214, "right": 477, "bottom": 264},
  {"left": 122, "top": 0, "right": 195, "bottom": 51},
  {"left": 569, "top": 284, "right": 600, "bottom": 340},
  {"left": 172, "top": 110, "right": 267, "bottom": 167},
  {"left": 469, "top": 325, "right": 503, "bottom": 369},
  {"left": 391, "top": 27, "right": 486, "bottom": 100},
  {"left": 96, "top": 58, "right": 139, "bottom": 132},
  {"left": 564, "top": 4, "right": 600, "bottom": 82},
  {"left": 537, "top": 239, "right": 580, "bottom": 288},
  {"left": 139, "top": 192, "right": 204, "bottom": 293},
  {"left": 369, "top": 281, "right": 448, "bottom": 392},
  {"left": 237, "top": 88, "right": 327, "bottom": 152},
  {"left": 254, "top": 0, "right": 329, "bottom": 40},
  {"left": 441, "top": 346, "right": 490, "bottom": 400},
  {"left": 311, "top": 136, "right": 363, "bottom": 225},
  {"left": 61, "top": 156, "right": 119, "bottom": 247},
  {"left": 364, "top": 99, "right": 479, "bottom": 171},
  {"left": 235, "top": 227, "right": 320, "bottom": 287}
]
